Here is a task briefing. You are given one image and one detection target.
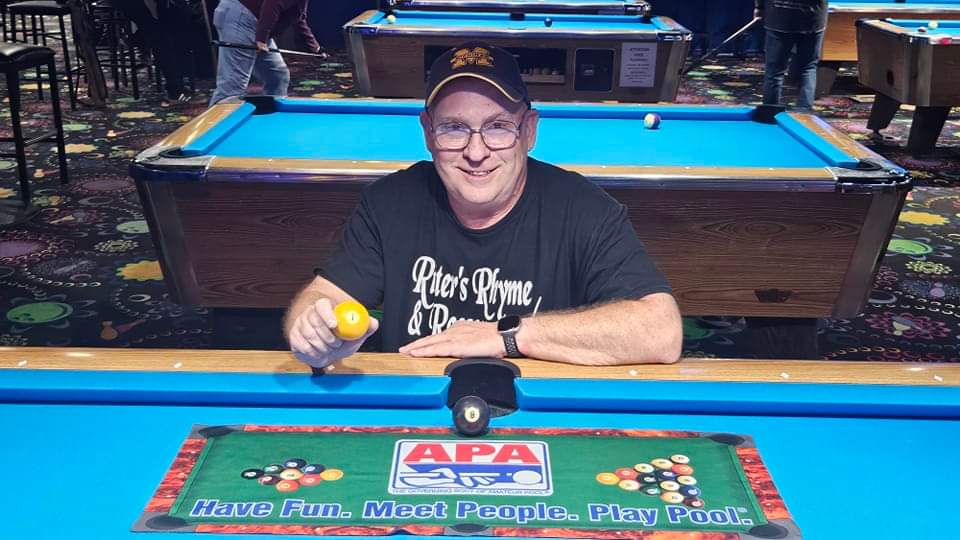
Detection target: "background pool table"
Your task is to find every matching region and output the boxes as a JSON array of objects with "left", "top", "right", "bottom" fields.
[
  {"left": 857, "top": 18, "right": 960, "bottom": 154},
  {"left": 387, "top": 0, "right": 652, "bottom": 15},
  {"left": 1, "top": 347, "right": 959, "bottom": 539},
  {"left": 818, "top": 1, "right": 960, "bottom": 94},
  {"left": 131, "top": 97, "right": 909, "bottom": 357},
  {"left": 343, "top": 10, "right": 691, "bottom": 102}
]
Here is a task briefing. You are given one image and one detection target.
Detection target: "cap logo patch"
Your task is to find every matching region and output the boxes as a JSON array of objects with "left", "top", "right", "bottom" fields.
[{"left": 451, "top": 47, "right": 495, "bottom": 70}]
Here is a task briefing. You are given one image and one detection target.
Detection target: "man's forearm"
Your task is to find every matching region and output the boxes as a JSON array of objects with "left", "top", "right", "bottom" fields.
[{"left": 516, "top": 294, "right": 681, "bottom": 365}]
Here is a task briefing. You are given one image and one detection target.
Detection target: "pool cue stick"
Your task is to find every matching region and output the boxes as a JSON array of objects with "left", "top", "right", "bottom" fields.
[
  {"left": 212, "top": 40, "right": 329, "bottom": 59},
  {"left": 683, "top": 16, "right": 763, "bottom": 74}
]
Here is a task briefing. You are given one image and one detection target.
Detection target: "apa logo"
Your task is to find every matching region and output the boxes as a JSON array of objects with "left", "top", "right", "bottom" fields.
[{"left": 388, "top": 440, "right": 552, "bottom": 496}]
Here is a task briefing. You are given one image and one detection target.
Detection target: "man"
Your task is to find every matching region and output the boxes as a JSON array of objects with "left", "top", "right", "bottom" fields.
[
  {"left": 755, "top": 0, "right": 828, "bottom": 111},
  {"left": 209, "top": 0, "right": 322, "bottom": 105},
  {"left": 118, "top": 0, "right": 196, "bottom": 103},
  {"left": 285, "top": 43, "right": 682, "bottom": 367}
]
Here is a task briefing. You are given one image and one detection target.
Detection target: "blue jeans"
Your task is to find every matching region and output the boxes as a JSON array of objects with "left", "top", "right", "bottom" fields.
[
  {"left": 209, "top": 0, "right": 290, "bottom": 105},
  {"left": 762, "top": 29, "right": 824, "bottom": 111}
]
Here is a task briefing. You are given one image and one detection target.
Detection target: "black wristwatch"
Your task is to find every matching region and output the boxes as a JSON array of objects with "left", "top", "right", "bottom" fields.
[{"left": 497, "top": 315, "right": 523, "bottom": 358}]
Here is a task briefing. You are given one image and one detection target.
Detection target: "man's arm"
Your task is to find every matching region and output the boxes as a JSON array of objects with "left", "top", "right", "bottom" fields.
[
  {"left": 285, "top": 275, "right": 379, "bottom": 368},
  {"left": 400, "top": 293, "right": 682, "bottom": 365},
  {"left": 518, "top": 293, "right": 681, "bottom": 365},
  {"left": 293, "top": 3, "right": 321, "bottom": 53},
  {"left": 255, "top": 0, "right": 321, "bottom": 53}
]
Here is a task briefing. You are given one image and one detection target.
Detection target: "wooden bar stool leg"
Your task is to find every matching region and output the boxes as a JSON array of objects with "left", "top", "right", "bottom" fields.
[
  {"left": 107, "top": 12, "right": 120, "bottom": 90},
  {"left": 57, "top": 15, "right": 77, "bottom": 109},
  {"left": 29, "top": 16, "right": 44, "bottom": 100},
  {"left": 46, "top": 58, "right": 68, "bottom": 185},
  {"left": 38, "top": 13, "right": 46, "bottom": 46},
  {"left": 6, "top": 68, "right": 32, "bottom": 211},
  {"left": 18, "top": 13, "right": 27, "bottom": 42}
]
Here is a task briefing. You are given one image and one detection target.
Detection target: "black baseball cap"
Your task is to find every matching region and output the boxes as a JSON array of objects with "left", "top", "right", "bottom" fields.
[{"left": 425, "top": 42, "right": 529, "bottom": 107}]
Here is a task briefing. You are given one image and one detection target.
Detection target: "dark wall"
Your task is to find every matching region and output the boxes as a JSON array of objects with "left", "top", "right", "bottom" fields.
[{"left": 307, "top": 0, "right": 378, "bottom": 49}]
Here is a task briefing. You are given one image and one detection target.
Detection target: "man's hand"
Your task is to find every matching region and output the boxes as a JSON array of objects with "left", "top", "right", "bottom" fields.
[
  {"left": 399, "top": 321, "right": 506, "bottom": 358},
  {"left": 256, "top": 41, "right": 269, "bottom": 53},
  {"left": 288, "top": 298, "right": 379, "bottom": 368}
]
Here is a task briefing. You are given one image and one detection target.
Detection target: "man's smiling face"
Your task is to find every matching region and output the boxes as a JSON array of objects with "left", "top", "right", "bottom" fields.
[{"left": 420, "top": 78, "right": 538, "bottom": 227}]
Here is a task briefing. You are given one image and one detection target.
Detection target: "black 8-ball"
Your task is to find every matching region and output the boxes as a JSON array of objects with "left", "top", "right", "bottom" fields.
[
  {"left": 241, "top": 468, "right": 263, "bottom": 480},
  {"left": 453, "top": 395, "right": 491, "bottom": 436},
  {"left": 544, "top": 17, "right": 553, "bottom": 27}
]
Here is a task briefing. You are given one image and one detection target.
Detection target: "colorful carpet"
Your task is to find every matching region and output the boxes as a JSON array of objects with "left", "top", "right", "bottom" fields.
[{"left": 1, "top": 51, "right": 959, "bottom": 361}]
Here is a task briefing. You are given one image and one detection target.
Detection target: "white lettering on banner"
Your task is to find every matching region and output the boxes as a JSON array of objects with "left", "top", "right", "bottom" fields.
[{"left": 407, "top": 255, "right": 543, "bottom": 337}]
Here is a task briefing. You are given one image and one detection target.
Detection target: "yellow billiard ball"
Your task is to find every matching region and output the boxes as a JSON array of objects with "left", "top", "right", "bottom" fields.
[
  {"left": 929, "top": 20, "right": 939, "bottom": 29},
  {"left": 333, "top": 300, "right": 370, "bottom": 340}
]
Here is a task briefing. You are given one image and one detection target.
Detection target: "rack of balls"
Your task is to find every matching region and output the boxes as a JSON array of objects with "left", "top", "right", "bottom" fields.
[
  {"left": 595, "top": 454, "right": 703, "bottom": 507},
  {"left": 241, "top": 458, "right": 344, "bottom": 493}
]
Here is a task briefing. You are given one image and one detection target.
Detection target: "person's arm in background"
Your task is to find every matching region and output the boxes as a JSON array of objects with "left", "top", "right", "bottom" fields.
[
  {"left": 254, "top": 0, "right": 321, "bottom": 53},
  {"left": 293, "top": 0, "right": 322, "bottom": 53}
]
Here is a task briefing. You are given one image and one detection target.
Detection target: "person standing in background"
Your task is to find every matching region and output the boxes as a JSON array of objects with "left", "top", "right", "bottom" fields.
[
  {"left": 209, "top": 0, "right": 322, "bottom": 105},
  {"left": 117, "top": 0, "right": 196, "bottom": 103},
  {"left": 755, "top": 0, "right": 828, "bottom": 111}
]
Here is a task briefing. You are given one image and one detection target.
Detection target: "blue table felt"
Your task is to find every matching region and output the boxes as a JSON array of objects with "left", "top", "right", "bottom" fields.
[
  {"left": 831, "top": 0, "right": 960, "bottom": 7},
  {"left": 180, "top": 100, "right": 855, "bottom": 170},
  {"left": 365, "top": 10, "right": 670, "bottom": 31},
  {"left": 884, "top": 17, "right": 960, "bottom": 34}
]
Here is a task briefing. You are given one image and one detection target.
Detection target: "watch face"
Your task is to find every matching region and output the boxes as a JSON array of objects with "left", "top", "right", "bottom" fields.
[{"left": 497, "top": 315, "right": 521, "bottom": 333}]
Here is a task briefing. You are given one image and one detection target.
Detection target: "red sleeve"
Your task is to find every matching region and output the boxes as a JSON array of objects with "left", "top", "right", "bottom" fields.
[
  {"left": 256, "top": 0, "right": 319, "bottom": 52},
  {"left": 254, "top": 0, "right": 285, "bottom": 44},
  {"left": 295, "top": 3, "right": 320, "bottom": 53}
]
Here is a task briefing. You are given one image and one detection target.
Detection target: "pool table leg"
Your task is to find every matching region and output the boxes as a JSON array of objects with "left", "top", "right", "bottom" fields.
[
  {"left": 866, "top": 92, "right": 900, "bottom": 133},
  {"left": 745, "top": 317, "right": 818, "bottom": 359},
  {"left": 209, "top": 307, "right": 287, "bottom": 348},
  {"left": 815, "top": 62, "right": 840, "bottom": 97},
  {"left": 906, "top": 106, "right": 951, "bottom": 156}
]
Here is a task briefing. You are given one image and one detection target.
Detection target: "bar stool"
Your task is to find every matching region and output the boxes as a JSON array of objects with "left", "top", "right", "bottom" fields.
[
  {"left": 0, "top": 0, "right": 14, "bottom": 42},
  {"left": 0, "top": 43, "right": 68, "bottom": 228},
  {"left": 7, "top": 0, "right": 77, "bottom": 108},
  {"left": 88, "top": 0, "right": 148, "bottom": 99}
]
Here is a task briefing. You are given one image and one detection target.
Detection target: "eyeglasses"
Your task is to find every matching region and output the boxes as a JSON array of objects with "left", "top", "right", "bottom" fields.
[{"left": 430, "top": 118, "right": 523, "bottom": 151}]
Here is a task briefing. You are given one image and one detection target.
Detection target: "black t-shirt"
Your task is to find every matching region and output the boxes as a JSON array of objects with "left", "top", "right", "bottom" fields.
[
  {"left": 317, "top": 158, "right": 672, "bottom": 352},
  {"left": 757, "top": 0, "right": 828, "bottom": 33}
]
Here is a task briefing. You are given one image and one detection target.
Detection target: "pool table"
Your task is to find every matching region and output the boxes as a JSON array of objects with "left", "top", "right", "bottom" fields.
[
  {"left": 131, "top": 97, "right": 910, "bottom": 358},
  {"left": 342, "top": 10, "right": 690, "bottom": 102},
  {"left": 856, "top": 18, "right": 960, "bottom": 154},
  {"left": 386, "top": 0, "right": 652, "bottom": 15},
  {"left": 2, "top": 347, "right": 959, "bottom": 539},
  {"left": 817, "top": 1, "right": 960, "bottom": 95}
]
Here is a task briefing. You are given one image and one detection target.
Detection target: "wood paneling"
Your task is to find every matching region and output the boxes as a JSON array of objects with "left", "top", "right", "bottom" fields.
[
  {"left": 825, "top": 8, "right": 960, "bottom": 63},
  {"left": 2, "top": 348, "right": 958, "bottom": 386},
  {"left": 147, "top": 175, "right": 894, "bottom": 318},
  {"left": 354, "top": 33, "right": 686, "bottom": 102}
]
